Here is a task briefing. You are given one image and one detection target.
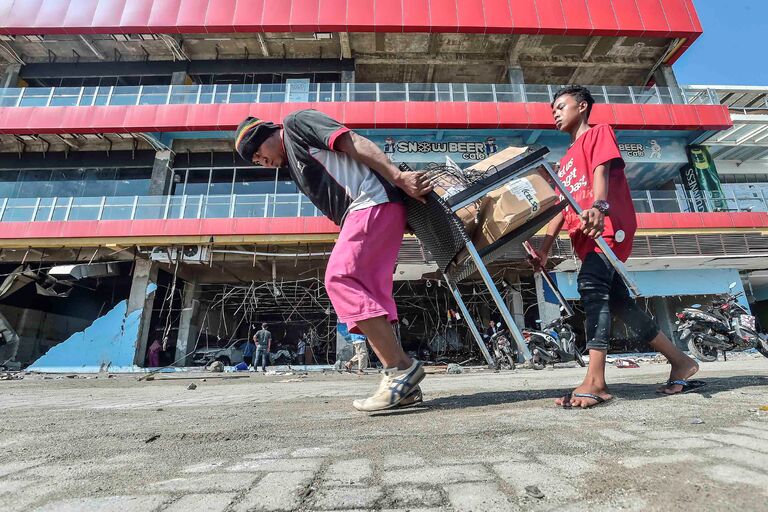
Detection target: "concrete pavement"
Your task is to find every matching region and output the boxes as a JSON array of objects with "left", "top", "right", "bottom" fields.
[{"left": 1, "top": 356, "right": 767, "bottom": 511}]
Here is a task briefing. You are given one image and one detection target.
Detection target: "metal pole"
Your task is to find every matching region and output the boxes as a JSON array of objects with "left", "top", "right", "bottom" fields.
[
  {"left": 539, "top": 161, "right": 641, "bottom": 296},
  {"left": 446, "top": 277, "right": 495, "bottom": 367},
  {"left": 464, "top": 240, "right": 533, "bottom": 361}
]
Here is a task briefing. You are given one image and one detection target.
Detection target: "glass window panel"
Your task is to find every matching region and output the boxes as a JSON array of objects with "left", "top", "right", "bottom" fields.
[
  {"left": 17, "top": 169, "right": 54, "bottom": 198},
  {"left": 208, "top": 168, "right": 234, "bottom": 196},
  {"left": 524, "top": 84, "right": 553, "bottom": 103},
  {"left": 259, "top": 84, "right": 286, "bottom": 103},
  {"left": 203, "top": 195, "right": 231, "bottom": 218},
  {"left": 408, "top": 83, "right": 436, "bottom": 102},
  {"left": 604, "top": 86, "right": 633, "bottom": 104},
  {"left": 183, "top": 169, "right": 210, "bottom": 196},
  {"left": 167, "top": 196, "right": 184, "bottom": 219},
  {"left": 49, "top": 87, "right": 82, "bottom": 106},
  {"left": 68, "top": 207, "right": 100, "bottom": 221},
  {"left": 494, "top": 83, "right": 523, "bottom": 102},
  {"left": 169, "top": 85, "right": 199, "bottom": 104},
  {"left": 134, "top": 196, "right": 165, "bottom": 220},
  {"left": 465, "top": 84, "right": 494, "bottom": 102},
  {"left": 233, "top": 195, "right": 266, "bottom": 218},
  {"left": 233, "top": 168, "right": 275, "bottom": 195},
  {"left": 300, "top": 197, "right": 316, "bottom": 217},
  {"left": 108, "top": 86, "right": 140, "bottom": 106},
  {"left": 84, "top": 168, "right": 117, "bottom": 197},
  {"left": 213, "top": 85, "right": 229, "bottom": 104},
  {"left": 19, "top": 88, "right": 53, "bottom": 107},
  {"left": 629, "top": 86, "right": 657, "bottom": 104},
  {"left": 115, "top": 168, "right": 152, "bottom": 196},
  {"left": 50, "top": 168, "right": 85, "bottom": 198},
  {"left": 318, "top": 83, "right": 334, "bottom": 102},
  {"left": 0, "top": 170, "right": 20, "bottom": 198},
  {"left": 51, "top": 198, "right": 71, "bottom": 221},
  {"left": 270, "top": 195, "right": 299, "bottom": 217},
  {"left": 0, "top": 88, "right": 21, "bottom": 106},
  {"left": 275, "top": 180, "right": 297, "bottom": 194},
  {"left": 230, "top": 84, "right": 260, "bottom": 103},
  {"left": 34, "top": 207, "right": 53, "bottom": 221},
  {"left": 378, "top": 83, "right": 405, "bottom": 101},
  {"left": 198, "top": 85, "right": 215, "bottom": 104},
  {"left": 102, "top": 196, "right": 135, "bottom": 220},
  {"left": 78, "top": 86, "right": 98, "bottom": 106},
  {"left": 94, "top": 86, "right": 112, "bottom": 106},
  {"left": 2, "top": 201, "right": 35, "bottom": 222},
  {"left": 351, "top": 83, "right": 376, "bottom": 101},
  {"left": 182, "top": 196, "right": 203, "bottom": 218},
  {"left": 139, "top": 85, "right": 169, "bottom": 105},
  {"left": 657, "top": 86, "right": 674, "bottom": 105}
]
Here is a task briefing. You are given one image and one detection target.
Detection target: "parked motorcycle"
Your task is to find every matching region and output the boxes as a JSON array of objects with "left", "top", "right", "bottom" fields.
[
  {"left": 523, "top": 316, "right": 585, "bottom": 370},
  {"left": 486, "top": 324, "right": 518, "bottom": 370},
  {"left": 675, "top": 282, "right": 768, "bottom": 362}
]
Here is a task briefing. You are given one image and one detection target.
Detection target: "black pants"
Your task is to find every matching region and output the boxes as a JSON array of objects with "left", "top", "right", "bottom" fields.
[{"left": 577, "top": 252, "right": 659, "bottom": 351}]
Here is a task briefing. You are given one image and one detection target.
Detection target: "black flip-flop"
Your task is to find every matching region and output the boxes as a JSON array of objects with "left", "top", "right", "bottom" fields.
[
  {"left": 657, "top": 379, "right": 707, "bottom": 395},
  {"left": 561, "top": 392, "right": 613, "bottom": 409}
]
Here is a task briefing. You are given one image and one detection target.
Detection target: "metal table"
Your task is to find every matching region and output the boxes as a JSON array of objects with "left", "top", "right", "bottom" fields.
[{"left": 404, "top": 146, "right": 639, "bottom": 366}]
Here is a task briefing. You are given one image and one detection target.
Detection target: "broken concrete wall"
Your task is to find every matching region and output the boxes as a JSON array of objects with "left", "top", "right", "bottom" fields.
[{"left": 26, "top": 283, "right": 157, "bottom": 373}]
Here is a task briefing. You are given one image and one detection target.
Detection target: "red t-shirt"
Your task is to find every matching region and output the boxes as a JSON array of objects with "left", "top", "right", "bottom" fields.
[{"left": 557, "top": 124, "right": 637, "bottom": 262}]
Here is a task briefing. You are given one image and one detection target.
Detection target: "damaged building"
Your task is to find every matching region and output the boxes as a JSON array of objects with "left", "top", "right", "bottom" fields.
[{"left": 0, "top": 1, "right": 766, "bottom": 371}]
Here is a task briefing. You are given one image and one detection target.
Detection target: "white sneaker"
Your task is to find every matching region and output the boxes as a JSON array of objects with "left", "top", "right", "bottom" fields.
[{"left": 352, "top": 360, "right": 425, "bottom": 412}]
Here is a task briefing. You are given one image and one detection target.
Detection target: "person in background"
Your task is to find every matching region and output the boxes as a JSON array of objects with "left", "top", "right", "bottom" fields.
[
  {"left": 345, "top": 335, "right": 370, "bottom": 374},
  {"left": 243, "top": 336, "right": 256, "bottom": 368},
  {"left": 148, "top": 338, "right": 162, "bottom": 368},
  {"left": 254, "top": 323, "right": 272, "bottom": 372},
  {"left": 296, "top": 333, "right": 307, "bottom": 365}
]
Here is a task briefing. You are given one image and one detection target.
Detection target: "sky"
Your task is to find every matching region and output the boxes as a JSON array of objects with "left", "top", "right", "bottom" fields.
[{"left": 673, "top": 0, "right": 766, "bottom": 86}]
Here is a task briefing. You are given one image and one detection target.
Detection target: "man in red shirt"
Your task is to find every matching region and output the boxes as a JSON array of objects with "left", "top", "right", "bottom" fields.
[{"left": 530, "top": 86, "right": 703, "bottom": 408}]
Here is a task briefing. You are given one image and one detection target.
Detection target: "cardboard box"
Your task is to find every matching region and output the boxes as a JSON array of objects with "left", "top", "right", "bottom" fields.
[{"left": 472, "top": 172, "right": 559, "bottom": 251}]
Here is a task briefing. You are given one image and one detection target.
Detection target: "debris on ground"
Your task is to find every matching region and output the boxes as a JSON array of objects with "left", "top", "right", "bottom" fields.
[
  {"left": 760, "top": 405, "right": 768, "bottom": 412},
  {"left": 690, "top": 417, "right": 705, "bottom": 425},
  {"left": 525, "top": 485, "right": 545, "bottom": 499},
  {"left": 207, "top": 361, "right": 224, "bottom": 373},
  {"left": 187, "top": 383, "right": 197, "bottom": 390},
  {"left": 446, "top": 363, "right": 463, "bottom": 374},
  {"left": 614, "top": 358, "right": 640, "bottom": 369},
  {"left": 144, "top": 434, "right": 160, "bottom": 443},
  {"left": 0, "top": 372, "right": 23, "bottom": 380}
]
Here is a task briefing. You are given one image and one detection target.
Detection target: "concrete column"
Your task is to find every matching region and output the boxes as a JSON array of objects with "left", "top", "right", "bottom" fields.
[
  {"left": 534, "top": 273, "right": 562, "bottom": 326},
  {"left": 148, "top": 150, "right": 174, "bottom": 196},
  {"left": 341, "top": 70, "right": 355, "bottom": 84},
  {"left": 171, "top": 71, "right": 190, "bottom": 85},
  {"left": 508, "top": 65, "right": 524, "bottom": 85},
  {"left": 129, "top": 259, "right": 159, "bottom": 367},
  {"left": 1, "top": 63, "right": 21, "bottom": 89},
  {"left": 504, "top": 281, "right": 525, "bottom": 330},
  {"left": 175, "top": 281, "right": 198, "bottom": 366},
  {"left": 653, "top": 65, "right": 683, "bottom": 103}
]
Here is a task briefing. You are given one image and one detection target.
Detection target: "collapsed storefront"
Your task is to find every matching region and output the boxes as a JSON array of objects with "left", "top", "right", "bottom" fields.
[{"left": 3, "top": 232, "right": 745, "bottom": 373}]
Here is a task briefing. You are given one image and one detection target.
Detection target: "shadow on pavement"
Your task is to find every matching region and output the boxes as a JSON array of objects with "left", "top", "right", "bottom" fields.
[{"left": 419, "top": 375, "right": 768, "bottom": 411}]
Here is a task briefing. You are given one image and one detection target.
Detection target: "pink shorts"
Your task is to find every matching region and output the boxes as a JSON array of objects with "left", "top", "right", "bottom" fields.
[{"left": 325, "top": 202, "right": 406, "bottom": 334}]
